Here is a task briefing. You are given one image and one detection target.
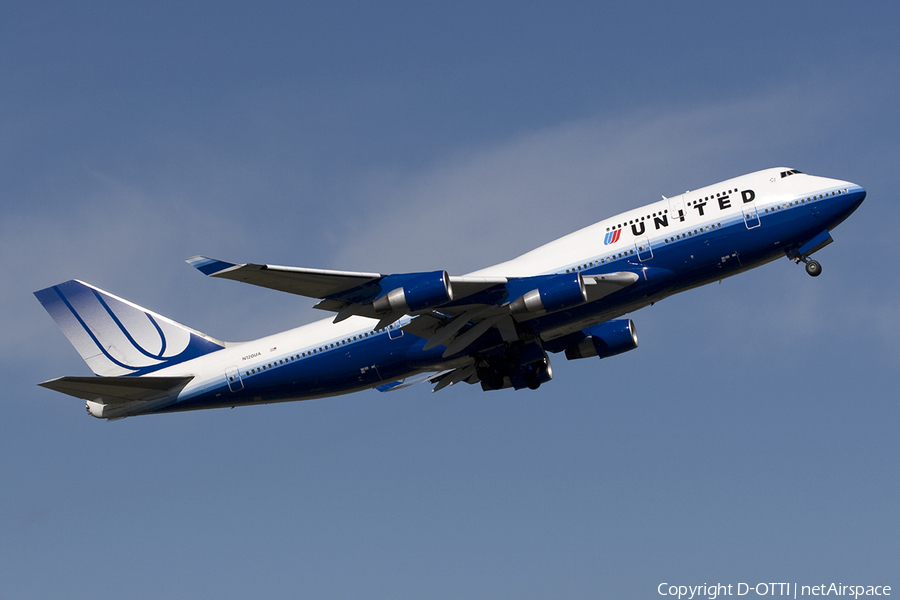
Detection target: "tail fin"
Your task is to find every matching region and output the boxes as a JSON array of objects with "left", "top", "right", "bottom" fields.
[{"left": 35, "top": 280, "right": 225, "bottom": 377}]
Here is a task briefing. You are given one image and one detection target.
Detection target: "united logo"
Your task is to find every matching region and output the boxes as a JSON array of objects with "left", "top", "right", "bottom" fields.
[{"left": 603, "top": 229, "right": 621, "bottom": 245}]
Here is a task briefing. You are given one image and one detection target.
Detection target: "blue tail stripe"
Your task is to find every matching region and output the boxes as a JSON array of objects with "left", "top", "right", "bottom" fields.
[
  {"left": 36, "top": 279, "right": 226, "bottom": 376},
  {"left": 88, "top": 287, "right": 168, "bottom": 360},
  {"left": 49, "top": 285, "right": 141, "bottom": 373}
]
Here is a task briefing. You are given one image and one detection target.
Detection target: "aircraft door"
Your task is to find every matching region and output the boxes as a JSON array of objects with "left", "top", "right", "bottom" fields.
[
  {"left": 226, "top": 366, "right": 244, "bottom": 392},
  {"left": 634, "top": 236, "right": 653, "bottom": 261},
  {"left": 742, "top": 203, "right": 761, "bottom": 229},
  {"left": 668, "top": 194, "right": 686, "bottom": 224}
]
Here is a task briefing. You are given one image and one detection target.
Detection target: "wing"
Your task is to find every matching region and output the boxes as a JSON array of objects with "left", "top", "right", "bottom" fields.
[
  {"left": 186, "top": 256, "right": 384, "bottom": 298},
  {"left": 187, "top": 255, "right": 639, "bottom": 358},
  {"left": 375, "top": 360, "right": 480, "bottom": 394},
  {"left": 187, "top": 255, "right": 507, "bottom": 326}
]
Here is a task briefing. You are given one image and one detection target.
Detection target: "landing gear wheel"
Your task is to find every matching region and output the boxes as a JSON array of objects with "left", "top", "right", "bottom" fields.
[
  {"left": 805, "top": 260, "right": 822, "bottom": 277},
  {"left": 523, "top": 368, "right": 541, "bottom": 390}
]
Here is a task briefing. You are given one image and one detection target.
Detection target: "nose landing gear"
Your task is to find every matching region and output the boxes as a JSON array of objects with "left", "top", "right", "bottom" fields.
[
  {"left": 804, "top": 259, "right": 822, "bottom": 277},
  {"left": 790, "top": 254, "right": 822, "bottom": 277},
  {"left": 789, "top": 254, "right": 822, "bottom": 277},
  {"left": 788, "top": 230, "right": 833, "bottom": 278}
]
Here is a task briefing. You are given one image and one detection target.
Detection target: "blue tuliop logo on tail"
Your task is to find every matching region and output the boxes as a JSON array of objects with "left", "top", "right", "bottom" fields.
[{"left": 34, "top": 280, "right": 224, "bottom": 377}]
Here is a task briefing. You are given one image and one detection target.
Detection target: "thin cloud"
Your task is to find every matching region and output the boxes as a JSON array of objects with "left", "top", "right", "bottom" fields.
[
  {"left": 329, "top": 87, "right": 833, "bottom": 275},
  {"left": 8, "top": 76, "right": 893, "bottom": 364}
]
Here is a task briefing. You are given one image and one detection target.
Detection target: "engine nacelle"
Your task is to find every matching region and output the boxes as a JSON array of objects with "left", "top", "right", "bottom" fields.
[
  {"left": 373, "top": 270, "right": 453, "bottom": 314},
  {"left": 565, "top": 319, "right": 638, "bottom": 360},
  {"left": 509, "top": 273, "right": 587, "bottom": 315}
]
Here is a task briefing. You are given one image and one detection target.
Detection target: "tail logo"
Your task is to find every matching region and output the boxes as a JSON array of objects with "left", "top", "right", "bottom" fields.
[{"left": 35, "top": 280, "right": 223, "bottom": 376}]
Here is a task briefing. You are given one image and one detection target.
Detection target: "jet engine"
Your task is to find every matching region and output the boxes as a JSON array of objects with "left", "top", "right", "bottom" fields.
[
  {"left": 509, "top": 273, "right": 588, "bottom": 315},
  {"left": 373, "top": 270, "right": 453, "bottom": 314},
  {"left": 564, "top": 319, "right": 638, "bottom": 360}
]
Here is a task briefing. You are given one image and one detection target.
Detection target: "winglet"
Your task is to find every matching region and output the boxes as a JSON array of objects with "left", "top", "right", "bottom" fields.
[{"left": 186, "top": 255, "right": 241, "bottom": 277}]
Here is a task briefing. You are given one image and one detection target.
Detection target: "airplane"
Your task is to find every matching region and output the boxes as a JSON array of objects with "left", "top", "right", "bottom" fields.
[{"left": 35, "top": 167, "right": 865, "bottom": 420}]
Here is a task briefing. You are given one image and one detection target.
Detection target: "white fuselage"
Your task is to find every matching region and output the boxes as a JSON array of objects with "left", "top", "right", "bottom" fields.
[{"left": 148, "top": 168, "right": 863, "bottom": 415}]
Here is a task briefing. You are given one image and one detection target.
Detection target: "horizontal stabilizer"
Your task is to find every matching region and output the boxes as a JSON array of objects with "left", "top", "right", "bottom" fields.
[
  {"left": 39, "top": 375, "right": 195, "bottom": 420},
  {"left": 39, "top": 375, "right": 194, "bottom": 404}
]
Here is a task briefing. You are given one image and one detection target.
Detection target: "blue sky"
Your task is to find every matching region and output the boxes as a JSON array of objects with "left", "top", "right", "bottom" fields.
[{"left": 2, "top": 2, "right": 898, "bottom": 598}]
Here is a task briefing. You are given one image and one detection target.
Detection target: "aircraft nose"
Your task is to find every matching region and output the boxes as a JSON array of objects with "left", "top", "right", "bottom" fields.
[
  {"left": 846, "top": 183, "right": 866, "bottom": 213},
  {"left": 824, "top": 182, "right": 866, "bottom": 228}
]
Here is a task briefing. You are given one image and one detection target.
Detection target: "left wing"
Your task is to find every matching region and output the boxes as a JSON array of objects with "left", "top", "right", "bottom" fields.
[
  {"left": 186, "top": 256, "right": 384, "bottom": 298},
  {"left": 187, "top": 256, "right": 507, "bottom": 327},
  {"left": 187, "top": 256, "right": 638, "bottom": 356}
]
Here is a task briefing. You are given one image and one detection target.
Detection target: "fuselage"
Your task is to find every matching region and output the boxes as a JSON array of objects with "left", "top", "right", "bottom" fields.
[{"left": 149, "top": 167, "right": 865, "bottom": 414}]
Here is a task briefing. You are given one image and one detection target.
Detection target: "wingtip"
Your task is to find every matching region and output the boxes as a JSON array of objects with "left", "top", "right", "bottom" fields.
[{"left": 186, "top": 255, "right": 237, "bottom": 276}]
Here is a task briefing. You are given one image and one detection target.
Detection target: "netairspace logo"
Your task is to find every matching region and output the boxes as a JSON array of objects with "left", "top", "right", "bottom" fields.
[{"left": 657, "top": 582, "right": 892, "bottom": 599}]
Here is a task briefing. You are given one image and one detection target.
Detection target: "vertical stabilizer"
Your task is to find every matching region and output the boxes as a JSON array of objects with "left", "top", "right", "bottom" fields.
[{"left": 35, "top": 280, "right": 225, "bottom": 376}]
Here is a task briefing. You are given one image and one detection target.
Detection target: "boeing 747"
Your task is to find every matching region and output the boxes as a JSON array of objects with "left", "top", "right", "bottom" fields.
[{"left": 35, "top": 167, "right": 865, "bottom": 419}]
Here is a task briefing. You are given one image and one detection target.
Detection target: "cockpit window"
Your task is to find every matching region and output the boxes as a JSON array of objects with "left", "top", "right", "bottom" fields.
[{"left": 780, "top": 169, "right": 804, "bottom": 178}]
